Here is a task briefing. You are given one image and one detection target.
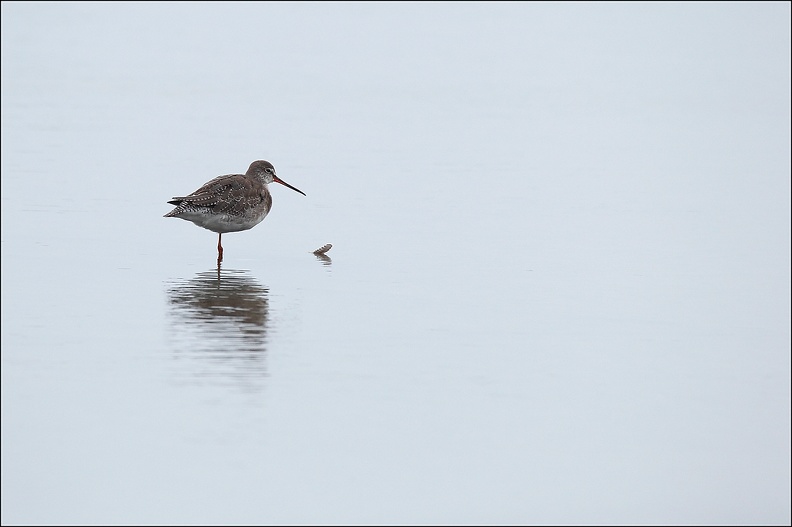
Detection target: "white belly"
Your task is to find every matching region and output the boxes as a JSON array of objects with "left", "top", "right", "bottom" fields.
[{"left": 178, "top": 209, "right": 268, "bottom": 233}]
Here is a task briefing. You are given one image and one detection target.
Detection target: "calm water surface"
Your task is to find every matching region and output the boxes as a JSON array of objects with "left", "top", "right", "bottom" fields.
[{"left": 2, "top": 3, "right": 790, "bottom": 525}]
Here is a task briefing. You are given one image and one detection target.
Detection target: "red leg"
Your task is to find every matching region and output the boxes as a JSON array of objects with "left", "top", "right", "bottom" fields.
[{"left": 217, "top": 233, "right": 224, "bottom": 263}]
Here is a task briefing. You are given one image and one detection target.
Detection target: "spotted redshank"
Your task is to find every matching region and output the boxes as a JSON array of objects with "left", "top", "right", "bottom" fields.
[{"left": 164, "top": 160, "right": 305, "bottom": 264}]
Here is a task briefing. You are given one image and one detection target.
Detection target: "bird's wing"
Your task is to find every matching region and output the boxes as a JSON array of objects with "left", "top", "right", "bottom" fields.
[
  {"left": 170, "top": 174, "right": 253, "bottom": 210},
  {"left": 211, "top": 179, "right": 261, "bottom": 214}
]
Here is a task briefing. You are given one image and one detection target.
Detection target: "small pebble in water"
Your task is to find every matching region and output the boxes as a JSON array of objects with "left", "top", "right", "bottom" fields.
[{"left": 313, "top": 243, "right": 332, "bottom": 255}]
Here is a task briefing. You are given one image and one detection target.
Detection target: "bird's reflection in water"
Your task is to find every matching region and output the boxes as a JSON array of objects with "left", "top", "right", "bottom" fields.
[{"left": 166, "top": 268, "right": 270, "bottom": 392}]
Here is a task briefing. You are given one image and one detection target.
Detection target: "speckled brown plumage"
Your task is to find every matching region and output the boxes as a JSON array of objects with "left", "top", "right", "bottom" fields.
[{"left": 165, "top": 160, "right": 305, "bottom": 264}]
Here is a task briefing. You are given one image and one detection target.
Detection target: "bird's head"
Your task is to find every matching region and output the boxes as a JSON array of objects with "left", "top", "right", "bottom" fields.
[{"left": 248, "top": 160, "right": 306, "bottom": 196}]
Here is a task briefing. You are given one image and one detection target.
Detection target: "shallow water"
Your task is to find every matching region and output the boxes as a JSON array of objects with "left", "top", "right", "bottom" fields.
[{"left": 2, "top": 3, "right": 790, "bottom": 525}]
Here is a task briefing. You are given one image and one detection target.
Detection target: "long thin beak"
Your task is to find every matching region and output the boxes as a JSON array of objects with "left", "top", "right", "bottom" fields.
[{"left": 273, "top": 176, "right": 306, "bottom": 196}]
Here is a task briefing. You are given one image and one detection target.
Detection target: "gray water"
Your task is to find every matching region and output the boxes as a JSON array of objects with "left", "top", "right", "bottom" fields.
[{"left": 2, "top": 3, "right": 790, "bottom": 525}]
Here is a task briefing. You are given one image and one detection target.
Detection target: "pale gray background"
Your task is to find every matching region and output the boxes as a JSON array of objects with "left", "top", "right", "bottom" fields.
[{"left": 2, "top": 2, "right": 790, "bottom": 525}]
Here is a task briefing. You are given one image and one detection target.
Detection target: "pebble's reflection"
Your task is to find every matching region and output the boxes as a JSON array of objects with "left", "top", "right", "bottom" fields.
[
  {"left": 315, "top": 252, "right": 332, "bottom": 269},
  {"left": 166, "top": 268, "right": 270, "bottom": 391}
]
